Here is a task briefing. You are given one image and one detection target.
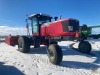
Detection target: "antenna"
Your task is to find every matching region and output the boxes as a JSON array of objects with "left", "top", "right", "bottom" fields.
[{"left": 60, "top": 15, "right": 62, "bottom": 19}]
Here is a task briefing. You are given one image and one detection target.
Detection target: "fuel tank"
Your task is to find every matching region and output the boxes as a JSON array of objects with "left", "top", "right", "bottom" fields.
[{"left": 41, "top": 18, "right": 79, "bottom": 37}]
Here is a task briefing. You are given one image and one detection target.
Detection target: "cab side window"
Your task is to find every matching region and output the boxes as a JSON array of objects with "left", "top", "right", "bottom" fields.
[{"left": 31, "top": 17, "right": 38, "bottom": 33}]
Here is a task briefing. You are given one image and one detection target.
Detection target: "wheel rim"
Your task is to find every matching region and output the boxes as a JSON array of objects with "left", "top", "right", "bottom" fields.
[{"left": 48, "top": 49, "right": 54, "bottom": 59}]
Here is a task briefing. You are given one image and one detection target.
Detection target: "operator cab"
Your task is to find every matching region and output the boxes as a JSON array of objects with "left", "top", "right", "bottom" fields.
[{"left": 29, "top": 13, "right": 52, "bottom": 36}]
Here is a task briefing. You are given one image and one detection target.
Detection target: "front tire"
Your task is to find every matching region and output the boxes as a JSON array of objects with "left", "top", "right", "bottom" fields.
[
  {"left": 18, "top": 36, "right": 30, "bottom": 53},
  {"left": 48, "top": 44, "right": 63, "bottom": 65},
  {"left": 78, "top": 41, "right": 91, "bottom": 54}
]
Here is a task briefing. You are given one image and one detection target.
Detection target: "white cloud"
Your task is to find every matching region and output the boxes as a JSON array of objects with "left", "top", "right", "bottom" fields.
[
  {"left": 0, "top": 25, "right": 31, "bottom": 36},
  {"left": 92, "top": 28, "right": 100, "bottom": 34},
  {"left": 1, "top": 25, "right": 100, "bottom": 36}
]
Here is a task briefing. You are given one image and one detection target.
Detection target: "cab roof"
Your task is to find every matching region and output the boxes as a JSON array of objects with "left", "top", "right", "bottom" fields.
[{"left": 28, "top": 13, "right": 52, "bottom": 20}]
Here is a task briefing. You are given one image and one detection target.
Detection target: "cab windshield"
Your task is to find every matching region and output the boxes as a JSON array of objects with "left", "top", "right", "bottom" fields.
[
  {"left": 38, "top": 16, "right": 51, "bottom": 25},
  {"left": 39, "top": 19, "right": 50, "bottom": 24}
]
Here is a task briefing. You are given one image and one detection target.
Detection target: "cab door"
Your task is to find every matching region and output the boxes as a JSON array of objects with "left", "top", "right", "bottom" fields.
[{"left": 31, "top": 17, "right": 39, "bottom": 36}]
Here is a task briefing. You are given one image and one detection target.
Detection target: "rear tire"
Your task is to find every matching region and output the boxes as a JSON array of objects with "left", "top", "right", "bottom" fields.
[
  {"left": 78, "top": 41, "right": 91, "bottom": 54},
  {"left": 18, "top": 36, "right": 30, "bottom": 53},
  {"left": 48, "top": 44, "right": 63, "bottom": 65}
]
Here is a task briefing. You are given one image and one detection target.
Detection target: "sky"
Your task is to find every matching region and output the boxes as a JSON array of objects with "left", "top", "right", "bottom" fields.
[{"left": 0, "top": 0, "right": 100, "bottom": 35}]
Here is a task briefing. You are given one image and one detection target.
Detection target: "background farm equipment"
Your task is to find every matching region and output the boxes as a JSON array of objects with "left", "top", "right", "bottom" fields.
[
  {"left": 79, "top": 24, "right": 100, "bottom": 39},
  {"left": 5, "top": 13, "right": 92, "bottom": 65}
]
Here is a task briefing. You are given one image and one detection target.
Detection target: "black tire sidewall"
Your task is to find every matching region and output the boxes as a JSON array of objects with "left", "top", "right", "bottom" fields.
[
  {"left": 18, "top": 36, "right": 30, "bottom": 53},
  {"left": 48, "top": 44, "right": 63, "bottom": 65},
  {"left": 79, "top": 41, "right": 91, "bottom": 54}
]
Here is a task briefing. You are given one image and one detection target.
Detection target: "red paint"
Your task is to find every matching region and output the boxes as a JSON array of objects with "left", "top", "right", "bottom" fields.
[
  {"left": 5, "top": 36, "right": 19, "bottom": 46},
  {"left": 5, "top": 18, "right": 78, "bottom": 46},
  {"left": 26, "top": 23, "right": 29, "bottom": 29},
  {"left": 41, "top": 19, "right": 76, "bottom": 37}
]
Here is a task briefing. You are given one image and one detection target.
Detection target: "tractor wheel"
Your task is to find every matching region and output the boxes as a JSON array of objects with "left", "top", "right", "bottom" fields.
[
  {"left": 18, "top": 36, "right": 30, "bottom": 53},
  {"left": 48, "top": 44, "right": 63, "bottom": 65},
  {"left": 78, "top": 41, "right": 91, "bottom": 54},
  {"left": 34, "top": 39, "right": 41, "bottom": 48}
]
